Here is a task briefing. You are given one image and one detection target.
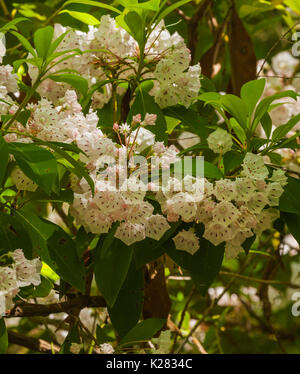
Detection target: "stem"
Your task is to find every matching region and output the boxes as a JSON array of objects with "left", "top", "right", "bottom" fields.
[{"left": 4, "top": 76, "right": 42, "bottom": 130}]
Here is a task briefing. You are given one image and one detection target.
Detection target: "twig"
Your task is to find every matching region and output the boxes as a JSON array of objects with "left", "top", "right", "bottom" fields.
[
  {"left": 8, "top": 330, "right": 60, "bottom": 354},
  {"left": 170, "top": 286, "right": 196, "bottom": 353},
  {"left": 5, "top": 296, "right": 106, "bottom": 318},
  {"left": 257, "top": 20, "right": 300, "bottom": 77},
  {"left": 219, "top": 271, "right": 300, "bottom": 289}
]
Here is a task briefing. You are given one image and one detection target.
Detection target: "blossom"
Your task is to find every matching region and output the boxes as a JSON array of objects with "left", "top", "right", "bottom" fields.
[
  {"left": 11, "top": 168, "right": 38, "bottom": 192},
  {"left": 173, "top": 230, "right": 199, "bottom": 255},
  {"left": 207, "top": 128, "right": 232, "bottom": 154},
  {"left": 119, "top": 123, "right": 131, "bottom": 134},
  {"left": 145, "top": 215, "right": 170, "bottom": 240},
  {"left": 142, "top": 113, "right": 157, "bottom": 126},
  {"left": 242, "top": 153, "right": 269, "bottom": 180}
]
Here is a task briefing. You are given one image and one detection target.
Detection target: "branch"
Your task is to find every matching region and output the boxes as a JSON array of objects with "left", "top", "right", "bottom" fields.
[
  {"left": 219, "top": 271, "right": 300, "bottom": 289},
  {"left": 5, "top": 296, "right": 106, "bottom": 318},
  {"left": 8, "top": 331, "right": 60, "bottom": 354}
]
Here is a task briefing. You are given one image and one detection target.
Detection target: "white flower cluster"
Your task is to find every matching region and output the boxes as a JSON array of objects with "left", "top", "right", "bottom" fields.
[
  {"left": 0, "top": 249, "right": 42, "bottom": 316},
  {"left": 27, "top": 16, "right": 200, "bottom": 109},
  {"left": 157, "top": 153, "right": 287, "bottom": 259},
  {"left": 0, "top": 62, "right": 18, "bottom": 116}
]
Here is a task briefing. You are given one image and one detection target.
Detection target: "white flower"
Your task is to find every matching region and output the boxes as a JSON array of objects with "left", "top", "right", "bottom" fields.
[
  {"left": 11, "top": 168, "right": 38, "bottom": 192},
  {"left": 173, "top": 230, "right": 199, "bottom": 255},
  {"left": 178, "top": 131, "right": 200, "bottom": 149},
  {"left": 70, "top": 343, "right": 81, "bottom": 354},
  {"left": 142, "top": 113, "right": 157, "bottom": 126},
  {"left": 114, "top": 222, "right": 145, "bottom": 246},
  {"left": 213, "top": 179, "right": 236, "bottom": 201},
  {"left": 212, "top": 201, "right": 240, "bottom": 226},
  {"left": 270, "top": 169, "right": 287, "bottom": 186},
  {"left": 99, "top": 343, "right": 114, "bottom": 354},
  {"left": 272, "top": 51, "right": 298, "bottom": 77},
  {"left": 203, "top": 222, "right": 233, "bottom": 246},
  {"left": 145, "top": 215, "right": 170, "bottom": 240},
  {"left": 119, "top": 123, "right": 131, "bottom": 135},
  {"left": 129, "top": 127, "right": 155, "bottom": 153},
  {"left": 207, "top": 128, "right": 232, "bottom": 154},
  {"left": 242, "top": 153, "right": 269, "bottom": 180}
]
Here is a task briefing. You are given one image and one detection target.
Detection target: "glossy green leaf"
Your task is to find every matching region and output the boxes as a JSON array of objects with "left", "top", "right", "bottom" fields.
[
  {"left": 47, "top": 229, "right": 86, "bottom": 293},
  {"left": 95, "top": 226, "right": 134, "bottom": 307},
  {"left": 59, "top": 10, "right": 100, "bottom": 25},
  {"left": 220, "top": 94, "right": 248, "bottom": 128},
  {"left": 167, "top": 235, "right": 225, "bottom": 295},
  {"left": 241, "top": 78, "right": 265, "bottom": 114},
  {"left": 48, "top": 74, "right": 88, "bottom": 96},
  {"left": 33, "top": 26, "right": 54, "bottom": 60},
  {"left": 119, "top": 318, "right": 166, "bottom": 346},
  {"left": 8, "top": 143, "right": 59, "bottom": 195},
  {"left": 108, "top": 261, "right": 144, "bottom": 338},
  {"left": 272, "top": 114, "right": 300, "bottom": 142},
  {"left": 63, "top": 0, "right": 122, "bottom": 14}
]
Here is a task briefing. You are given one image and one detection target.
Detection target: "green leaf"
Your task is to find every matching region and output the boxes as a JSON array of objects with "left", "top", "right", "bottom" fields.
[
  {"left": 272, "top": 114, "right": 300, "bottom": 142},
  {"left": 32, "top": 140, "right": 94, "bottom": 195},
  {"left": 47, "top": 229, "right": 86, "bottom": 293},
  {"left": 10, "top": 30, "right": 37, "bottom": 58},
  {"left": 108, "top": 261, "right": 144, "bottom": 338},
  {"left": 241, "top": 78, "right": 265, "bottom": 115},
  {"left": 60, "top": 323, "right": 81, "bottom": 354},
  {"left": 14, "top": 206, "right": 56, "bottom": 265},
  {"left": 95, "top": 226, "right": 134, "bottom": 307},
  {"left": 260, "top": 112, "right": 272, "bottom": 139},
  {"left": 124, "top": 11, "right": 144, "bottom": 46},
  {"left": 8, "top": 143, "right": 59, "bottom": 195},
  {"left": 117, "top": 0, "right": 160, "bottom": 11},
  {"left": 230, "top": 117, "right": 246, "bottom": 144},
  {"left": 30, "top": 276, "right": 53, "bottom": 298},
  {"left": 59, "top": 10, "right": 100, "bottom": 25},
  {"left": 0, "top": 319, "right": 8, "bottom": 354},
  {"left": 119, "top": 318, "right": 166, "bottom": 346},
  {"left": 63, "top": 0, "right": 122, "bottom": 14},
  {"left": 165, "top": 116, "right": 181, "bottom": 134},
  {"left": 96, "top": 325, "right": 115, "bottom": 344},
  {"left": 0, "top": 17, "right": 30, "bottom": 33},
  {"left": 279, "top": 176, "right": 300, "bottom": 214},
  {"left": 167, "top": 235, "right": 225, "bottom": 295},
  {"left": 204, "top": 161, "right": 223, "bottom": 179},
  {"left": 282, "top": 212, "right": 300, "bottom": 247},
  {"left": 156, "top": 0, "right": 191, "bottom": 24},
  {"left": 48, "top": 74, "right": 88, "bottom": 96},
  {"left": 134, "top": 222, "right": 180, "bottom": 268},
  {"left": 47, "top": 30, "right": 71, "bottom": 57},
  {"left": 220, "top": 94, "right": 248, "bottom": 128},
  {"left": 0, "top": 134, "right": 9, "bottom": 186},
  {"left": 33, "top": 26, "right": 54, "bottom": 60},
  {"left": 163, "top": 105, "right": 209, "bottom": 139},
  {"left": 0, "top": 212, "right": 33, "bottom": 259},
  {"left": 223, "top": 151, "right": 243, "bottom": 174},
  {"left": 253, "top": 90, "right": 298, "bottom": 130}
]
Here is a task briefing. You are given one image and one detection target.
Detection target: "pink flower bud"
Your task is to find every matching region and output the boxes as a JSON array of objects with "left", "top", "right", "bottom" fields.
[
  {"left": 132, "top": 114, "right": 141, "bottom": 124},
  {"left": 142, "top": 113, "right": 157, "bottom": 126},
  {"left": 113, "top": 123, "right": 119, "bottom": 132}
]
